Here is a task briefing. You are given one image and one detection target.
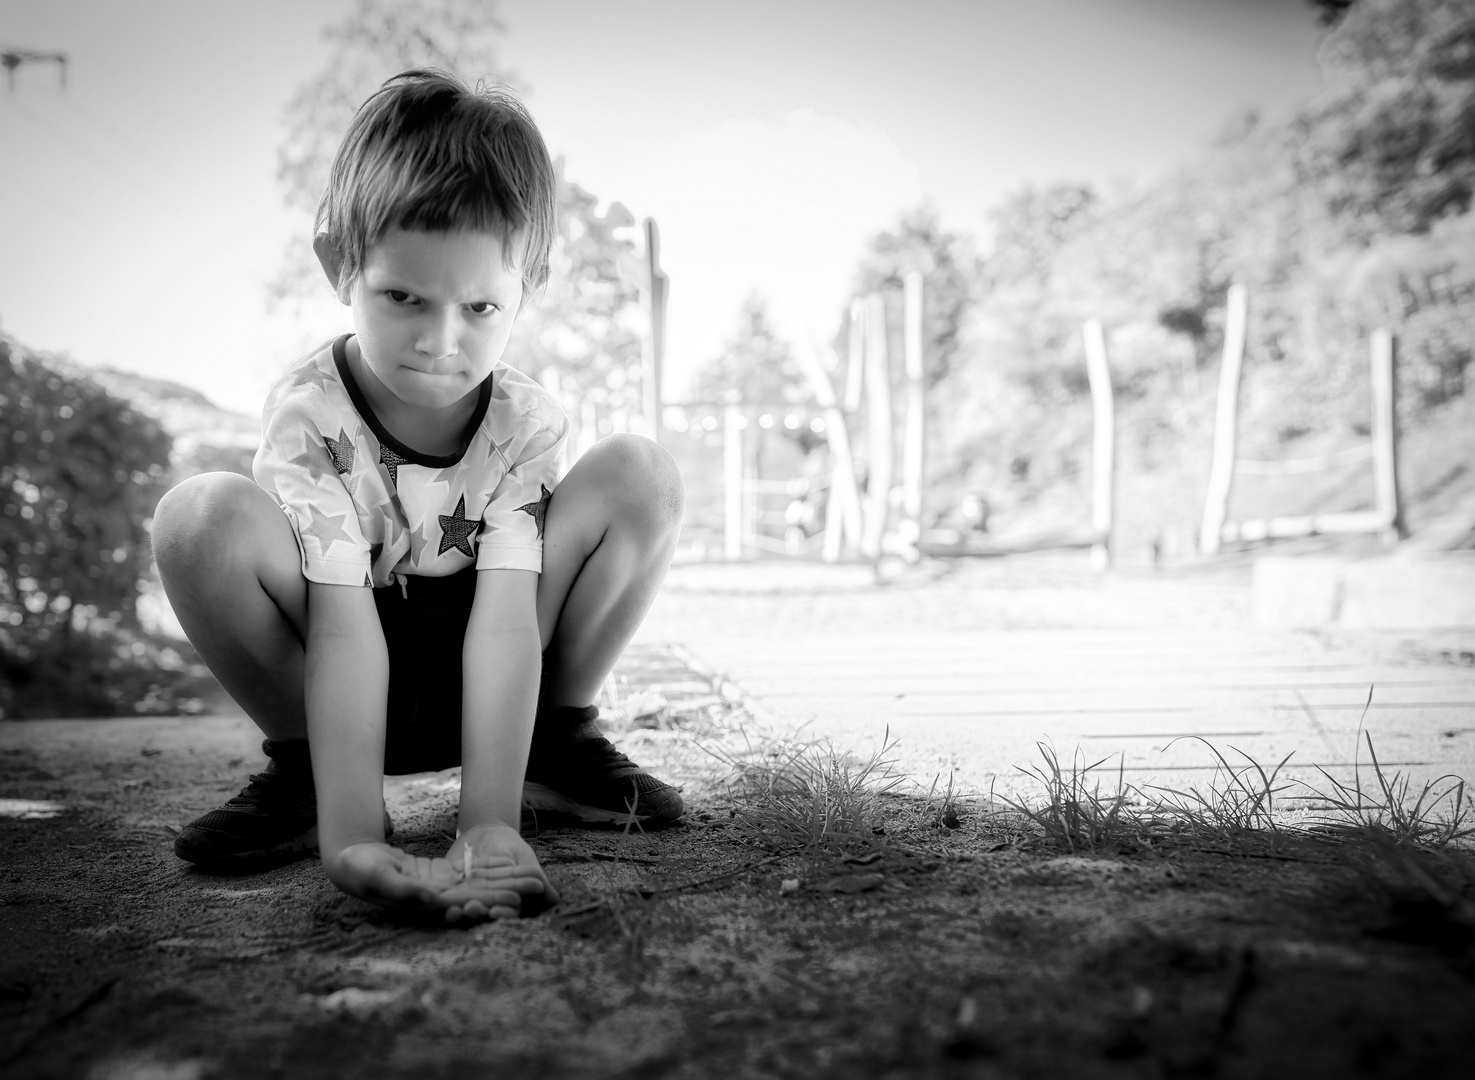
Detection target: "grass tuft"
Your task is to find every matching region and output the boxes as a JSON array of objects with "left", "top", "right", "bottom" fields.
[
  {"left": 1300, "top": 730, "right": 1474, "bottom": 848},
  {"left": 1146, "top": 738, "right": 1296, "bottom": 843},
  {"left": 1000, "top": 742, "right": 1140, "bottom": 853},
  {"left": 713, "top": 728, "right": 906, "bottom": 856}
]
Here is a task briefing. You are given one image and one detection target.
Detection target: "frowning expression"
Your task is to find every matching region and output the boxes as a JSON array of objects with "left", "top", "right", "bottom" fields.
[{"left": 346, "top": 227, "right": 525, "bottom": 419}]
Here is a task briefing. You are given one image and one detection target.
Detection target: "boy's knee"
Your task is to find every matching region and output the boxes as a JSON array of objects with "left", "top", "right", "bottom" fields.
[
  {"left": 153, "top": 472, "right": 273, "bottom": 575},
  {"left": 583, "top": 434, "right": 684, "bottom": 536}
]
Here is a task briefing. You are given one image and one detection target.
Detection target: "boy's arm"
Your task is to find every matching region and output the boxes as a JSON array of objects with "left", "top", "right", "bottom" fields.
[
  {"left": 304, "top": 582, "right": 392, "bottom": 872},
  {"left": 458, "top": 568, "right": 542, "bottom": 832},
  {"left": 306, "top": 579, "right": 554, "bottom": 918}
]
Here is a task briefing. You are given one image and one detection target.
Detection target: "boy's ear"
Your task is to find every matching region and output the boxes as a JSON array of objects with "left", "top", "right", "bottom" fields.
[{"left": 312, "top": 232, "right": 351, "bottom": 304}]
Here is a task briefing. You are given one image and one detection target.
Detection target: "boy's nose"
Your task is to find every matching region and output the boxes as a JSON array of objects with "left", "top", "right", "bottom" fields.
[{"left": 414, "top": 313, "right": 459, "bottom": 359}]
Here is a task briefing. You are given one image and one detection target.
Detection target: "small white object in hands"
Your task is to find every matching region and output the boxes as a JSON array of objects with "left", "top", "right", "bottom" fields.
[{"left": 462, "top": 843, "right": 473, "bottom": 882}]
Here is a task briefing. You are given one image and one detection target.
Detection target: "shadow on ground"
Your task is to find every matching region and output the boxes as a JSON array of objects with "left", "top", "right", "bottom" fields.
[{"left": 2, "top": 640, "right": 1474, "bottom": 1079}]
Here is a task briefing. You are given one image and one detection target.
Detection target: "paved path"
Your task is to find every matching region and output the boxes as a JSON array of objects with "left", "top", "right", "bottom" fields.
[{"left": 642, "top": 558, "right": 1475, "bottom": 803}]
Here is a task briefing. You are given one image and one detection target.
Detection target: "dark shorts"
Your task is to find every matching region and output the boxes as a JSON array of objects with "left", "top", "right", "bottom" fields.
[{"left": 376, "top": 566, "right": 480, "bottom": 775}]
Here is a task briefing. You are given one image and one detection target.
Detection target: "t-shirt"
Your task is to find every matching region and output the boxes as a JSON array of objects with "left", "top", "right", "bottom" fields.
[{"left": 253, "top": 334, "right": 568, "bottom": 587}]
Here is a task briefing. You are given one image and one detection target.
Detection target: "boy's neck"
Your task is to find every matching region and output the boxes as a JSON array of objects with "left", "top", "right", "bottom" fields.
[{"left": 343, "top": 337, "right": 480, "bottom": 458}]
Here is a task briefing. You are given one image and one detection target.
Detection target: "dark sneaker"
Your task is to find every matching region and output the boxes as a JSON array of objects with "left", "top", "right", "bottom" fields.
[
  {"left": 173, "top": 740, "right": 395, "bottom": 865},
  {"left": 523, "top": 706, "right": 684, "bottom": 827}
]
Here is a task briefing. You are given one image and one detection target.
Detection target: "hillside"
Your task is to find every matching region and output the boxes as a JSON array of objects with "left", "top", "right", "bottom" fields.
[{"left": 41, "top": 352, "right": 259, "bottom": 481}]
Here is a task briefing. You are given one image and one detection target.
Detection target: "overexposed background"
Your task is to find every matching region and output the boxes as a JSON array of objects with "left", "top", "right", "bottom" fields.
[{"left": 0, "top": 0, "right": 1326, "bottom": 415}]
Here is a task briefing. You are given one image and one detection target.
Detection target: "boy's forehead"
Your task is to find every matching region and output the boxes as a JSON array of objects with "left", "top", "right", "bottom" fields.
[{"left": 362, "top": 226, "right": 524, "bottom": 289}]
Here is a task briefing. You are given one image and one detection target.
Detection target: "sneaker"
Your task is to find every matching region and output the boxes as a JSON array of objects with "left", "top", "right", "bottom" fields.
[
  {"left": 523, "top": 706, "right": 684, "bottom": 827},
  {"left": 173, "top": 739, "right": 394, "bottom": 865}
]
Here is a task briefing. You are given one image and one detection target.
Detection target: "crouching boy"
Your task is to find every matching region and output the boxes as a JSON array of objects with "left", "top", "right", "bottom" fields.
[{"left": 152, "top": 69, "right": 684, "bottom": 922}]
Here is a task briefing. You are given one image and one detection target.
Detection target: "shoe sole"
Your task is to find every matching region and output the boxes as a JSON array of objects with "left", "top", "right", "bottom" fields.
[
  {"left": 521, "top": 782, "right": 683, "bottom": 827},
  {"left": 173, "top": 823, "right": 320, "bottom": 866},
  {"left": 172, "top": 810, "right": 395, "bottom": 866}
]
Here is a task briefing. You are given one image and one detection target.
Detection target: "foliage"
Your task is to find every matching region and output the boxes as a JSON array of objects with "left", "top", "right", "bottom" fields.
[
  {"left": 507, "top": 163, "right": 647, "bottom": 412},
  {"left": 0, "top": 334, "right": 202, "bottom": 718},
  {"left": 913, "top": 0, "right": 1474, "bottom": 535},
  {"left": 1301, "top": 0, "right": 1475, "bottom": 238},
  {"left": 691, "top": 294, "right": 808, "bottom": 410},
  {"left": 847, "top": 204, "right": 978, "bottom": 391}
]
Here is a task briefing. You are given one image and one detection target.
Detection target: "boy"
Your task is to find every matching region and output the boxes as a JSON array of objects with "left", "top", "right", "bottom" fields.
[{"left": 152, "top": 70, "right": 685, "bottom": 923}]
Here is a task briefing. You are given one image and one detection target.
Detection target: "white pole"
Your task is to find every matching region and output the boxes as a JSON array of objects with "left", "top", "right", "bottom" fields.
[
  {"left": 796, "top": 336, "right": 863, "bottom": 562},
  {"left": 1200, "top": 283, "right": 1248, "bottom": 555},
  {"left": 723, "top": 402, "right": 743, "bottom": 560},
  {"left": 1083, "top": 319, "right": 1115, "bottom": 571},
  {"left": 901, "top": 272, "right": 926, "bottom": 537},
  {"left": 844, "top": 297, "right": 865, "bottom": 414},
  {"left": 861, "top": 293, "right": 893, "bottom": 559},
  {"left": 1370, "top": 328, "right": 1406, "bottom": 544}
]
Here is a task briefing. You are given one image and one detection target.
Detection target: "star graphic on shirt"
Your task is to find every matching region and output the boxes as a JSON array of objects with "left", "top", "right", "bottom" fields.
[
  {"left": 286, "top": 443, "right": 332, "bottom": 483},
  {"left": 300, "top": 504, "right": 355, "bottom": 554},
  {"left": 491, "top": 433, "right": 516, "bottom": 465},
  {"left": 324, "top": 428, "right": 356, "bottom": 475},
  {"left": 437, "top": 494, "right": 482, "bottom": 558},
  {"left": 288, "top": 363, "right": 336, "bottom": 394},
  {"left": 379, "top": 444, "right": 408, "bottom": 487},
  {"left": 517, "top": 484, "right": 553, "bottom": 539}
]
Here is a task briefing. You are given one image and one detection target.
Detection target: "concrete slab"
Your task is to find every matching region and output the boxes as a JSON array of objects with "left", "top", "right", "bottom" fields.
[{"left": 1254, "top": 553, "right": 1475, "bottom": 629}]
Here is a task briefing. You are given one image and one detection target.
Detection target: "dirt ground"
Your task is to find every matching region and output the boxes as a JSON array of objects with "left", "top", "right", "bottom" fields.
[{"left": 3, "top": 561, "right": 1475, "bottom": 1079}]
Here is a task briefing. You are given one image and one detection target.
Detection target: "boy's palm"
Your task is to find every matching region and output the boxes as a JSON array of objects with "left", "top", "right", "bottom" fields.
[
  {"left": 446, "top": 823, "right": 560, "bottom": 921},
  {"left": 334, "top": 836, "right": 553, "bottom": 923}
]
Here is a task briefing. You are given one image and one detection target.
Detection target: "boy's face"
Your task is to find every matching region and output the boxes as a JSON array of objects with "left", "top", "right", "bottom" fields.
[{"left": 344, "top": 227, "right": 524, "bottom": 416}]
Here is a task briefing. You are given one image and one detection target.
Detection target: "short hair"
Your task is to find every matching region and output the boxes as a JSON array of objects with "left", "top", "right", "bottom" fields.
[{"left": 316, "top": 69, "right": 557, "bottom": 300}]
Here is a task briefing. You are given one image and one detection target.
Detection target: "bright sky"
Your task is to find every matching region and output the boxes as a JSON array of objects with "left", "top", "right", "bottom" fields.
[{"left": 0, "top": 0, "right": 1329, "bottom": 416}]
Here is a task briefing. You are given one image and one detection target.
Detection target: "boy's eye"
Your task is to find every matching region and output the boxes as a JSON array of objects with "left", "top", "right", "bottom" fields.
[
  {"left": 385, "top": 290, "right": 415, "bottom": 305},
  {"left": 467, "top": 302, "right": 498, "bottom": 316}
]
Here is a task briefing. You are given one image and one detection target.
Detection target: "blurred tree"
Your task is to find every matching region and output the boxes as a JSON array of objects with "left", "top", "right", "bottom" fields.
[
  {"left": 847, "top": 204, "right": 977, "bottom": 390},
  {"left": 0, "top": 334, "right": 190, "bottom": 717},
  {"left": 691, "top": 294, "right": 810, "bottom": 413},
  {"left": 507, "top": 163, "right": 646, "bottom": 417},
  {"left": 1296, "top": 0, "right": 1475, "bottom": 240},
  {"left": 975, "top": 182, "right": 1099, "bottom": 401}
]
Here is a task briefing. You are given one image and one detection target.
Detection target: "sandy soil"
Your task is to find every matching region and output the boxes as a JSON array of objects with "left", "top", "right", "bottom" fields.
[{"left": 3, "top": 635, "right": 1475, "bottom": 1080}]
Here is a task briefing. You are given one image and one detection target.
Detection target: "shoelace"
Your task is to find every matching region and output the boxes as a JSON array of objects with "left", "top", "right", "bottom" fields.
[
  {"left": 228, "top": 770, "right": 310, "bottom": 806},
  {"left": 571, "top": 735, "right": 636, "bottom": 770}
]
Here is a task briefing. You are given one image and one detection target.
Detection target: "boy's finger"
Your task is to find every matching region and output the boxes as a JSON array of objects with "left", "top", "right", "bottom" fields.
[
  {"left": 467, "top": 864, "right": 549, "bottom": 884},
  {"left": 439, "top": 886, "right": 527, "bottom": 909}
]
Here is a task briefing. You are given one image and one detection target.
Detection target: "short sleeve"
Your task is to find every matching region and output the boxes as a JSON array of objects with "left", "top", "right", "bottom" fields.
[
  {"left": 476, "top": 415, "right": 568, "bottom": 572},
  {"left": 252, "top": 394, "right": 372, "bottom": 586}
]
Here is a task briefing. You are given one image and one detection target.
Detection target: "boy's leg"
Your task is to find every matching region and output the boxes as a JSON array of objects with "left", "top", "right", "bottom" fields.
[
  {"left": 152, "top": 472, "right": 323, "bottom": 861},
  {"left": 153, "top": 472, "right": 310, "bottom": 737},
  {"left": 526, "top": 434, "right": 685, "bottom": 824}
]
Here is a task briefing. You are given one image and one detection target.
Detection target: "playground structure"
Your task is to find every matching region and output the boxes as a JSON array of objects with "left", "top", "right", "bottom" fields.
[
  {"left": 552, "top": 221, "right": 1408, "bottom": 568},
  {"left": 1079, "top": 283, "right": 1406, "bottom": 567}
]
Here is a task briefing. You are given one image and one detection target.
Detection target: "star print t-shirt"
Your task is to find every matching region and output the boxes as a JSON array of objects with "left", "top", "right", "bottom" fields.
[{"left": 253, "top": 334, "right": 567, "bottom": 587}]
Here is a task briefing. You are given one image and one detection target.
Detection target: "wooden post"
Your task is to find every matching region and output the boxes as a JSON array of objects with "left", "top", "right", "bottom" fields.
[
  {"left": 723, "top": 400, "right": 743, "bottom": 560},
  {"left": 900, "top": 272, "right": 926, "bottom": 542},
  {"left": 1082, "top": 319, "right": 1115, "bottom": 570},
  {"left": 1370, "top": 328, "right": 1406, "bottom": 544},
  {"left": 796, "top": 337, "right": 863, "bottom": 562},
  {"left": 641, "top": 217, "right": 668, "bottom": 444},
  {"left": 844, "top": 297, "right": 865, "bottom": 414},
  {"left": 1200, "top": 283, "right": 1248, "bottom": 555},
  {"left": 861, "top": 293, "right": 893, "bottom": 559}
]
